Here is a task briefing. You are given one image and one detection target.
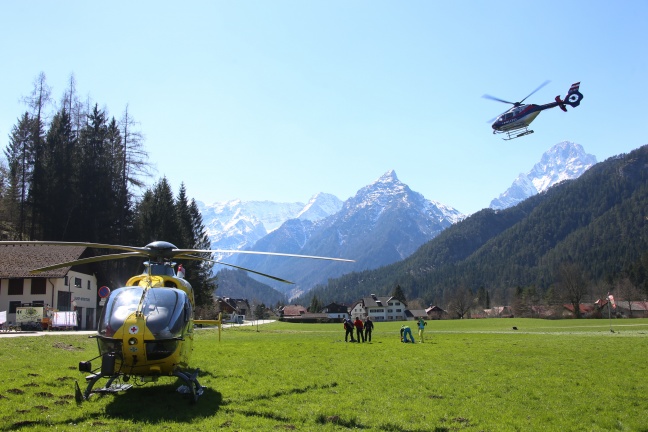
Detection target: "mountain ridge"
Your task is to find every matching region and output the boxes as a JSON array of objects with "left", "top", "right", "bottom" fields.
[{"left": 490, "top": 141, "right": 596, "bottom": 209}]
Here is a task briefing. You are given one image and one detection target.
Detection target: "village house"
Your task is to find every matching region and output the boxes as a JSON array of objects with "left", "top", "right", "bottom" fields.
[
  {"left": 484, "top": 306, "right": 514, "bottom": 318},
  {"left": 614, "top": 300, "right": 648, "bottom": 318},
  {"left": 215, "top": 297, "right": 251, "bottom": 323},
  {"left": 425, "top": 305, "right": 445, "bottom": 320},
  {"left": 596, "top": 298, "right": 648, "bottom": 318},
  {"left": 350, "top": 294, "right": 408, "bottom": 321},
  {"left": 321, "top": 302, "right": 349, "bottom": 320},
  {"left": 0, "top": 244, "right": 98, "bottom": 330}
]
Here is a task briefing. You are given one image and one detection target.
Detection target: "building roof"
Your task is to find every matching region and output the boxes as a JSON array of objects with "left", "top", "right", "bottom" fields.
[
  {"left": 406, "top": 309, "right": 428, "bottom": 318},
  {"left": 615, "top": 301, "right": 648, "bottom": 311},
  {"left": 363, "top": 295, "right": 396, "bottom": 308},
  {"left": 0, "top": 244, "right": 86, "bottom": 278},
  {"left": 281, "top": 305, "right": 307, "bottom": 316},
  {"left": 321, "top": 302, "right": 348, "bottom": 314}
]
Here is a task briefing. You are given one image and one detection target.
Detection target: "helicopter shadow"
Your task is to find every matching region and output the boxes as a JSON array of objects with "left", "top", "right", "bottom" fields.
[{"left": 102, "top": 384, "right": 222, "bottom": 422}]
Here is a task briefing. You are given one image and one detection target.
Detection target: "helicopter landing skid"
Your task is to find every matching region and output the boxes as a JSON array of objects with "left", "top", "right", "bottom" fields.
[
  {"left": 497, "top": 127, "right": 534, "bottom": 140},
  {"left": 174, "top": 369, "right": 205, "bottom": 403},
  {"left": 77, "top": 373, "right": 133, "bottom": 401}
]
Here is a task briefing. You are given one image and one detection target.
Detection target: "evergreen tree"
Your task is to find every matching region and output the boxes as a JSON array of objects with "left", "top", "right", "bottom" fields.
[
  {"left": 135, "top": 178, "right": 177, "bottom": 243},
  {"left": 309, "top": 295, "right": 322, "bottom": 313},
  {"left": 4, "top": 113, "right": 34, "bottom": 238},
  {"left": 391, "top": 284, "right": 407, "bottom": 303},
  {"left": 187, "top": 198, "right": 216, "bottom": 306},
  {"left": 42, "top": 108, "right": 77, "bottom": 240}
]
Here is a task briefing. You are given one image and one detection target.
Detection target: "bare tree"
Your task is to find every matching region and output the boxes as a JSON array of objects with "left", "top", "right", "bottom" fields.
[
  {"left": 615, "top": 278, "right": 642, "bottom": 317},
  {"left": 556, "top": 262, "right": 590, "bottom": 318},
  {"left": 447, "top": 285, "right": 472, "bottom": 319},
  {"left": 120, "top": 105, "right": 153, "bottom": 193}
]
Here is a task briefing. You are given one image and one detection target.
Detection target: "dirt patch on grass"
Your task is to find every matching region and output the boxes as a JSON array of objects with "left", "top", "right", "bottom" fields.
[{"left": 53, "top": 342, "right": 82, "bottom": 351}]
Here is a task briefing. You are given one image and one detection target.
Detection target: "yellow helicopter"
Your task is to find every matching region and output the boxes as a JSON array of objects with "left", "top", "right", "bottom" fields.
[{"left": 1, "top": 240, "right": 352, "bottom": 403}]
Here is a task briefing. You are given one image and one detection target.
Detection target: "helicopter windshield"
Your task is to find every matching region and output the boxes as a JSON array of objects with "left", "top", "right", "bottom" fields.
[{"left": 98, "top": 286, "right": 191, "bottom": 339}]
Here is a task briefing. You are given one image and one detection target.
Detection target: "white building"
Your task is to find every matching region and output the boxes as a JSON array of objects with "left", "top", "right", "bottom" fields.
[
  {"left": 0, "top": 244, "right": 98, "bottom": 330},
  {"left": 350, "top": 294, "right": 408, "bottom": 321}
]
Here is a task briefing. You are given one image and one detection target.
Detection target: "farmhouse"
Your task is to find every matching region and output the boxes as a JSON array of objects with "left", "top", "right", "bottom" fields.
[
  {"left": 321, "top": 302, "right": 350, "bottom": 320},
  {"left": 0, "top": 244, "right": 98, "bottom": 330},
  {"left": 425, "top": 305, "right": 445, "bottom": 320},
  {"left": 215, "top": 297, "right": 251, "bottom": 322},
  {"left": 350, "top": 294, "right": 408, "bottom": 321}
]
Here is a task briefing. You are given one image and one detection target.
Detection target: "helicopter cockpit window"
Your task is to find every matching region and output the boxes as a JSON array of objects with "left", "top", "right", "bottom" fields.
[
  {"left": 98, "top": 287, "right": 137, "bottom": 336},
  {"left": 145, "top": 263, "right": 176, "bottom": 276},
  {"left": 143, "top": 288, "right": 189, "bottom": 338},
  {"left": 97, "top": 287, "right": 189, "bottom": 339}
]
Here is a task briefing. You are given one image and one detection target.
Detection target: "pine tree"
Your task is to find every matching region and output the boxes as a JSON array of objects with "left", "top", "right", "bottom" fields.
[
  {"left": 42, "top": 108, "right": 77, "bottom": 240},
  {"left": 4, "top": 113, "right": 34, "bottom": 238},
  {"left": 187, "top": 198, "right": 216, "bottom": 306},
  {"left": 391, "top": 284, "right": 407, "bottom": 304}
]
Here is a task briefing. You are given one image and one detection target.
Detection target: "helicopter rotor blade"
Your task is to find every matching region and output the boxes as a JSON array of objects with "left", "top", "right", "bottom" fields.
[
  {"left": 482, "top": 94, "right": 515, "bottom": 105},
  {"left": 519, "top": 80, "right": 551, "bottom": 104},
  {"left": 178, "top": 249, "right": 355, "bottom": 263},
  {"left": 29, "top": 252, "right": 147, "bottom": 274},
  {"left": 1, "top": 240, "right": 148, "bottom": 254},
  {"left": 0, "top": 241, "right": 354, "bottom": 263},
  {"left": 179, "top": 254, "right": 295, "bottom": 284}
]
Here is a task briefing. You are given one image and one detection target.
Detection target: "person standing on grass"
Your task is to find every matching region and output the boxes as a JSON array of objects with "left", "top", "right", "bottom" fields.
[
  {"left": 344, "top": 318, "right": 355, "bottom": 342},
  {"left": 417, "top": 317, "right": 427, "bottom": 343},
  {"left": 364, "top": 316, "right": 374, "bottom": 342},
  {"left": 354, "top": 317, "right": 365, "bottom": 343}
]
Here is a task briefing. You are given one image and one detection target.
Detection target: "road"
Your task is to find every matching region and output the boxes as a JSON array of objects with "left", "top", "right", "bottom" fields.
[{"left": 0, "top": 320, "right": 275, "bottom": 338}]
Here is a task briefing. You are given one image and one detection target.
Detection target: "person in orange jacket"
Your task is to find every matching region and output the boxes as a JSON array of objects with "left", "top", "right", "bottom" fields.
[{"left": 353, "top": 317, "right": 365, "bottom": 343}]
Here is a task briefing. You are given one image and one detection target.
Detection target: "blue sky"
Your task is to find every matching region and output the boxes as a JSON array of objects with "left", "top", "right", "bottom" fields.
[{"left": 1, "top": 1, "right": 647, "bottom": 215}]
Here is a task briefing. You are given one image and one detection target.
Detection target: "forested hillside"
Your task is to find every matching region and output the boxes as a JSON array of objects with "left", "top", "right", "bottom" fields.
[
  {"left": 300, "top": 145, "right": 648, "bottom": 310},
  {"left": 215, "top": 269, "right": 287, "bottom": 306},
  {"left": 0, "top": 73, "right": 215, "bottom": 304}
]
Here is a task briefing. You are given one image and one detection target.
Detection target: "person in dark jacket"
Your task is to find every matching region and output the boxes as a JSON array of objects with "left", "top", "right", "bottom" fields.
[
  {"left": 344, "top": 318, "right": 355, "bottom": 342},
  {"left": 364, "top": 317, "right": 374, "bottom": 342}
]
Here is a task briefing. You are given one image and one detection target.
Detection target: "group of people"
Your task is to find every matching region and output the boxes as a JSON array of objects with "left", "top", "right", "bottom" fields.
[
  {"left": 343, "top": 316, "right": 428, "bottom": 343},
  {"left": 343, "top": 316, "right": 374, "bottom": 342},
  {"left": 400, "top": 317, "right": 427, "bottom": 343}
]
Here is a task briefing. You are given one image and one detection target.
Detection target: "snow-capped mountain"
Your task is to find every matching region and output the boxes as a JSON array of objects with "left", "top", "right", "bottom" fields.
[
  {"left": 490, "top": 141, "right": 597, "bottom": 210},
  {"left": 198, "top": 194, "right": 343, "bottom": 261},
  {"left": 235, "top": 170, "right": 464, "bottom": 297}
]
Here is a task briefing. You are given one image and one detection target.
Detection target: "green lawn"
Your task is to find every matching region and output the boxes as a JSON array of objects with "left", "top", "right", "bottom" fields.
[{"left": 1, "top": 318, "right": 647, "bottom": 431}]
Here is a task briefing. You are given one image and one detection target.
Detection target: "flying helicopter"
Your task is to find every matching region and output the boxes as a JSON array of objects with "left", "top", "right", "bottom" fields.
[
  {"left": 483, "top": 81, "right": 583, "bottom": 140},
  {"left": 0, "top": 240, "right": 353, "bottom": 403}
]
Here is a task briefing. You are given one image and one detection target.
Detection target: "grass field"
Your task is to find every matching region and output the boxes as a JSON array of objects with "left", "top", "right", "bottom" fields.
[{"left": 1, "top": 318, "right": 647, "bottom": 431}]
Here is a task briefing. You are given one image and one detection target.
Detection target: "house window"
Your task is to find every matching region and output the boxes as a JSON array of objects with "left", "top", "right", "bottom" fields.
[
  {"left": 396, "top": 309, "right": 401, "bottom": 312},
  {"left": 9, "top": 301, "right": 22, "bottom": 314},
  {"left": 31, "top": 279, "right": 46, "bottom": 295},
  {"left": 8, "top": 279, "right": 24, "bottom": 295},
  {"left": 74, "top": 277, "right": 82, "bottom": 287},
  {"left": 87, "top": 280, "right": 91, "bottom": 290}
]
